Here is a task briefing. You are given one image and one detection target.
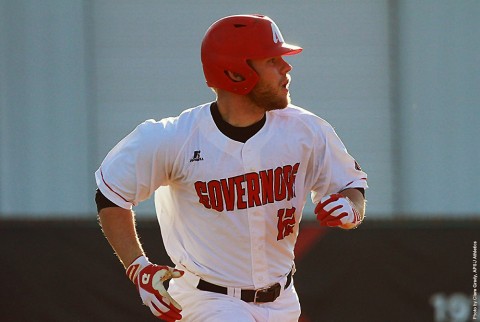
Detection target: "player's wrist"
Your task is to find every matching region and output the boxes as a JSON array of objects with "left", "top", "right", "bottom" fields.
[
  {"left": 340, "top": 197, "right": 364, "bottom": 229},
  {"left": 315, "top": 193, "right": 365, "bottom": 229},
  {"left": 126, "top": 255, "right": 151, "bottom": 283}
]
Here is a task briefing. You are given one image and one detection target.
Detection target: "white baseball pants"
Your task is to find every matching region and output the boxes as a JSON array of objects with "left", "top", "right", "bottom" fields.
[{"left": 168, "top": 270, "right": 301, "bottom": 322}]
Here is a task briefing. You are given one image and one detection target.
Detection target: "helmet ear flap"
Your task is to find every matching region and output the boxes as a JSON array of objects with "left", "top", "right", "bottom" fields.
[
  {"left": 225, "top": 63, "right": 259, "bottom": 95},
  {"left": 225, "top": 71, "right": 245, "bottom": 82},
  {"left": 202, "top": 56, "right": 259, "bottom": 95}
]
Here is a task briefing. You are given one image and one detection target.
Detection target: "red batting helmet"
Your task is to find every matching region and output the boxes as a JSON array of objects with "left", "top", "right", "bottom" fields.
[{"left": 201, "top": 14, "right": 303, "bottom": 95}]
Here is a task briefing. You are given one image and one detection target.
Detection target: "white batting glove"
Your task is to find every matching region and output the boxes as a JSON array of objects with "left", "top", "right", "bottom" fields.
[
  {"left": 315, "top": 193, "right": 362, "bottom": 229},
  {"left": 126, "top": 255, "right": 184, "bottom": 322}
]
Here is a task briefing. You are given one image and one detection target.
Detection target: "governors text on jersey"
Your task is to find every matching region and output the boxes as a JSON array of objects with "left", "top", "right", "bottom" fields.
[{"left": 194, "top": 163, "right": 300, "bottom": 212}]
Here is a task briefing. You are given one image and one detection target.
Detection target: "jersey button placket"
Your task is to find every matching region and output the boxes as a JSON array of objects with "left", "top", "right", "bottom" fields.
[{"left": 241, "top": 144, "right": 269, "bottom": 288}]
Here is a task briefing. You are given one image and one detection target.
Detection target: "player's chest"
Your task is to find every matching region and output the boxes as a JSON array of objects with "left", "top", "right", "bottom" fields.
[
  {"left": 171, "top": 137, "right": 303, "bottom": 216},
  {"left": 172, "top": 134, "right": 307, "bottom": 184}
]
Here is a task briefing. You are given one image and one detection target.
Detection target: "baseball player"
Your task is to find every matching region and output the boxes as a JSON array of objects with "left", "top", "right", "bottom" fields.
[{"left": 95, "top": 14, "right": 367, "bottom": 322}]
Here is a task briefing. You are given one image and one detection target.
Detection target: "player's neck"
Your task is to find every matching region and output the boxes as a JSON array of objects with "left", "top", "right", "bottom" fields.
[{"left": 215, "top": 94, "right": 266, "bottom": 127}]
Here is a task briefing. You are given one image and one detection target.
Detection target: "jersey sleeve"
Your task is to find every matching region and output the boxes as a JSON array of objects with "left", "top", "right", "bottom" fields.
[
  {"left": 95, "top": 119, "right": 174, "bottom": 209},
  {"left": 310, "top": 122, "right": 368, "bottom": 205}
]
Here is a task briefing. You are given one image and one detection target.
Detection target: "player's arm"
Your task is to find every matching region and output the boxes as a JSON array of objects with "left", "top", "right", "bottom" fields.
[
  {"left": 98, "top": 206, "right": 144, "bottom": 268},
  {"left": 315, "top": 188, "right": 366, "bottom": 230},
  {"left": 96, "top": 190, "right": 184, "bottom": 321}
]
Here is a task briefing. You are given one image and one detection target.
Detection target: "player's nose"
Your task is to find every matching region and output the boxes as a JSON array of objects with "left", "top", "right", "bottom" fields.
[{"left": 280, "top": 58, "right": 293, "bottom": 74}]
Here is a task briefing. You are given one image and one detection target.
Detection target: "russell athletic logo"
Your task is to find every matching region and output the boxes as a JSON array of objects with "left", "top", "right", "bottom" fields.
[{"left": 190, "top": 150, "right": 204, "bottom": 162}]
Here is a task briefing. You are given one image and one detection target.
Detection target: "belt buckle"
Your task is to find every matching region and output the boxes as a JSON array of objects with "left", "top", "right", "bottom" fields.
[{"left": 254, "top": 283, "right": 281, "bottom": 303}]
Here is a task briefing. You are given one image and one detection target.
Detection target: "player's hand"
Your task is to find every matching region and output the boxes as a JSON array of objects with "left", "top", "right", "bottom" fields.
[
  {"left": 315, "top": 193, "right": 361, "bottom": 229},
  {"left": 126, "top": 255, "right": 184, "bottom": 322}
]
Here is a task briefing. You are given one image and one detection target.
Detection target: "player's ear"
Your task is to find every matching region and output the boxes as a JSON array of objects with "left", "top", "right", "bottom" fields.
[{"left": 224, "top": 70, "right": 245, "bottom": 82}]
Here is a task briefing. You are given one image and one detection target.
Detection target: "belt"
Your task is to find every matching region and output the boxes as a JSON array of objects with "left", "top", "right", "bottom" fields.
[{"left": 196, "top": 270, "right": 292, "bottom": 303}]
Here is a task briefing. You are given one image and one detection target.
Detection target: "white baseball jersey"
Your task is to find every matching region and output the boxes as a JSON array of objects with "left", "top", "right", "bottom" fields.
[{"left": 95, "top": 102, "right": 367, "bottom": 289}]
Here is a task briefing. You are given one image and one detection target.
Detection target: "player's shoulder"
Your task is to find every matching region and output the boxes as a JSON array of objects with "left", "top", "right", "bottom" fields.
[
  {"left": 135, "top": 102, "right": 211, "bottom": 135},
  {"left": 273, "top": 104, "right": 334, "bottom": 132},
  {"left": 124, "top": 103, "right": 211, "bottom": 153},
  {"left": 175, "top": 102, "right": 212, "bottom": 126}
]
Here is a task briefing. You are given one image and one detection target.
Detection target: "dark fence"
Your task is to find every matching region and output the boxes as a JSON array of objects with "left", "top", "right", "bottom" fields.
[{"left": 1, "top": 219, "right": 478, "bottom": 322}]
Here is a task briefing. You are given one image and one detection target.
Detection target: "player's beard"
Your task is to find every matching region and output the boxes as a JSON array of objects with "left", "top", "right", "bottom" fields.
[{"left": 247, "top": 76, "right": 291, "bottom": 111}]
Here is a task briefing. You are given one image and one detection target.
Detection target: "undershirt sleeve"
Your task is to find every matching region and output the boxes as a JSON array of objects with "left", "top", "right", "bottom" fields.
[{"left": 95, "top": 188, "right": 120, "bottom": 213}]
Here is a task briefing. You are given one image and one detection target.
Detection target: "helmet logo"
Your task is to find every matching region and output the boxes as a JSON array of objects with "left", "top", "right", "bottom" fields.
[{"left": 271, "top": 22, "right": 285, "bottom": 44}]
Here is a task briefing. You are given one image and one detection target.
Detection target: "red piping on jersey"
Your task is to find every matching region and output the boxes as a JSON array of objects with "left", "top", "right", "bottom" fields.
[
  {"left": 344, "top": 178, "right": 367, "bottom": 188},
  {"left": 100, "top": 168, "right": 130, "bottom": 203}
]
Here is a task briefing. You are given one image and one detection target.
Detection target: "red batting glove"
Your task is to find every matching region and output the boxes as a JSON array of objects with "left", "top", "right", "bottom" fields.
[
  {"left": 315, "top": 193, "right": 362, "bottom": 229},
  {"left": 126, "top": 255, "right": 184, "bottom": 322}
]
